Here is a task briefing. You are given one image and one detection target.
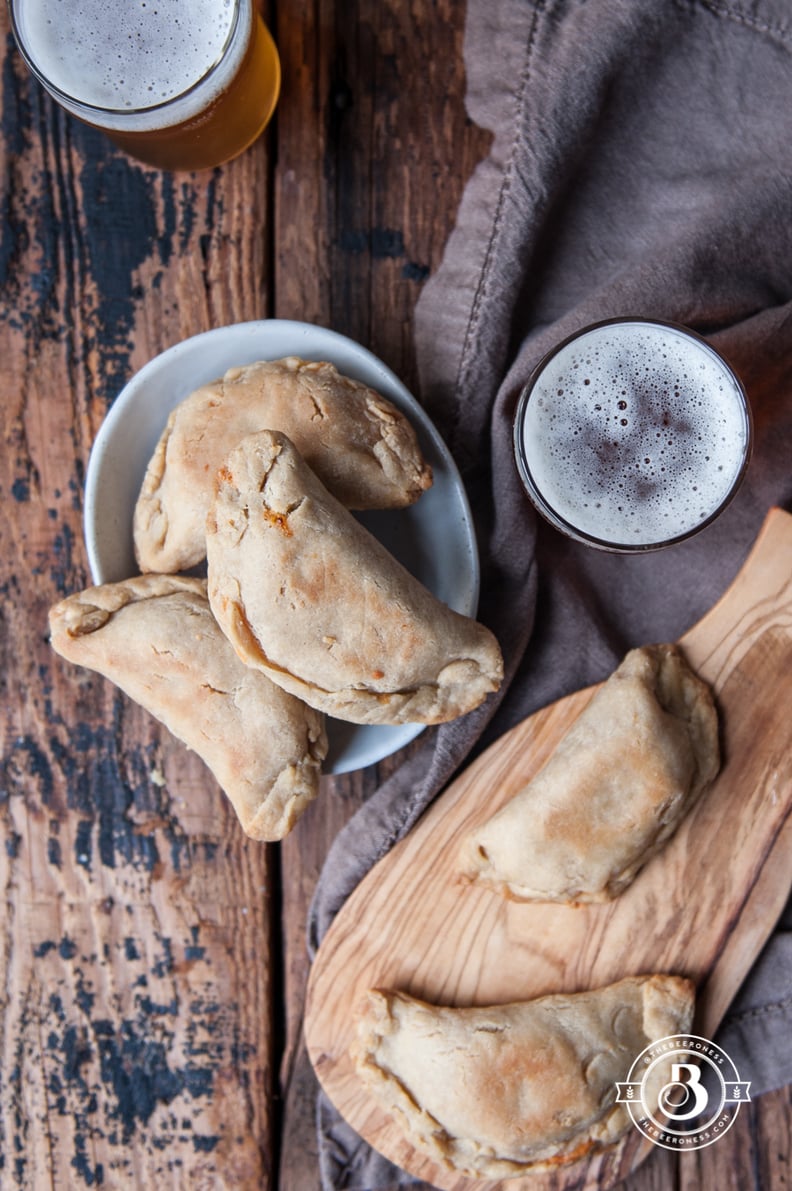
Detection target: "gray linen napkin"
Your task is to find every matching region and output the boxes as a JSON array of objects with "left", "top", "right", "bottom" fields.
[{"left": 311, "top": 0, "right": 792, "bottom": 1184}]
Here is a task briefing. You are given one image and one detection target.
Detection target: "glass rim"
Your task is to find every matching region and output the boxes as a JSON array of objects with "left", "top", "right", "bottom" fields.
[
  {"left": 512, "top": 316, "right": 754, "bottom": 554},
  {"left": 8, "top": 0, "right": 244, "bottom": 119}
]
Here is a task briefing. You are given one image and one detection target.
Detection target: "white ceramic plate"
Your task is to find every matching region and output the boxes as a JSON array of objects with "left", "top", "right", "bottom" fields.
[{"left": 84, "top": 320, "right": 480, "bottom": 774}]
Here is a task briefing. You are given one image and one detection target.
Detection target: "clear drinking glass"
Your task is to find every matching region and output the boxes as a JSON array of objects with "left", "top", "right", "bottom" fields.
[
  {"left": 9, "top": 0, "right": 281, "bottom": 171},
  {"left": 513, "top": 318, "right": 752, "bottom": 552}
]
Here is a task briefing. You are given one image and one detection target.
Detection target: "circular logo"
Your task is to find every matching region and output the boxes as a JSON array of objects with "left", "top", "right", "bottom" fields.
[{"left": 616, "top": 1034, "right": 750, "bottom": 1151}]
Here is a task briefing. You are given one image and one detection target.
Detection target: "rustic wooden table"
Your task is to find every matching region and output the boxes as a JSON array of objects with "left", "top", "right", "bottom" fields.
[{"left": 1, "top": 2, "right": 789, "bottom": 1188}]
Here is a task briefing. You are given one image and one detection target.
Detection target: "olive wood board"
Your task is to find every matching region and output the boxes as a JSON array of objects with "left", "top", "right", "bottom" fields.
[{"left": 304, "top": 506, "right": 792, "bottom": 1191}]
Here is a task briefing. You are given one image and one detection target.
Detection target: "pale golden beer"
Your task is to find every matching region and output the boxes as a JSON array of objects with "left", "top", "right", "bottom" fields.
[{"left": 9, "top": 0, "right": 280, "bottom": 171}]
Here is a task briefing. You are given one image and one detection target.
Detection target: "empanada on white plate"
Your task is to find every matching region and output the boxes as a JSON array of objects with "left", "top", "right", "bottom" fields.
[
  {"left": 353, "top": 975, "right": 694, "bottom": 1178},
  {"left": 133, "top": 356, "right": 433, "bottom": 573},
  {"left": 48, "top": 574, "right": 327, "bottom": 840},
  {"left": 459, "top": 643, "right": 719, "bottom": 902},
  {"left": 206, "top": 430, "right": 503, "bottom": 726}
]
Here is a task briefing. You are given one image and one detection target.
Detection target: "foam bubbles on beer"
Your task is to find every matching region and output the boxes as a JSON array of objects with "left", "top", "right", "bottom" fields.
[
  {"left": 16, "top": 0, "right": 238, "bottom": 120},
  {"left": 518, "top": 322, "right": 748, "bottom": 547}
]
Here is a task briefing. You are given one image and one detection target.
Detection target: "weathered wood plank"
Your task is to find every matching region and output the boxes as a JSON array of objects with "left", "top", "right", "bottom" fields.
[
  {"left": 0, "top": 7, "right": 277, "bottom": 1184},
  {"left": 272, "top": 2, "right": 492, "bottom": 1188}
]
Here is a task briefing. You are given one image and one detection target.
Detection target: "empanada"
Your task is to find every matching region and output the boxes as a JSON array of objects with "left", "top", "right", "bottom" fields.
[
  {"left": 133, "top": 356, "right": 433, "bottom": 573},
  {"left": 206, "top": 430, "right": 503, "bottom": 726},
  {"left": 353, "top": 975, "right": 694, "bottom": 1177},
  {"left": 459, "top": 644, "right": 719, "bottom": 902},
  {"left": 48, "top": 575, "right": 327, "bottom": 840}
]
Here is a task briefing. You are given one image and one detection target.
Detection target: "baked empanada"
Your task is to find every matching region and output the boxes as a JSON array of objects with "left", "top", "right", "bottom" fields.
[
  {"left": 48, "top": 575, "right": 327, "bottom": 840},
  {"left": 459, "top": 644, "right": 719, "bottom": 902},
  {"left": 206, "top": 430, "right": 503, "bottom": 726},
  {"left": 353, "top": 975, "right": 694, "bottom": 1177},
  {"left": 133, "top": 356, "right": 433, "bottom": 573}
]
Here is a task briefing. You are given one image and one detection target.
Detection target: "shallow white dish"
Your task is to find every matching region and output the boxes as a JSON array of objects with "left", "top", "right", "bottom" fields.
[{"left": 84, "top": 320, "right": 480, "bottom": 775}]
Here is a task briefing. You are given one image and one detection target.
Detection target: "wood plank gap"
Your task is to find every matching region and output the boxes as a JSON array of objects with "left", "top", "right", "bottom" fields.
[
  {"left": 262, "top": 0, "right": 280, "bottom": 320},
  {"left": 268, "top": 836, "right": 288, "bottom": 1189}
]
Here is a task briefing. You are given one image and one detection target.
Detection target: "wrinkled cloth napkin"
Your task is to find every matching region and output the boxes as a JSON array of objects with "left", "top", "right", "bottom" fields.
[{"left": 311, "top": 0, "right": 792, "bottom": 1184}]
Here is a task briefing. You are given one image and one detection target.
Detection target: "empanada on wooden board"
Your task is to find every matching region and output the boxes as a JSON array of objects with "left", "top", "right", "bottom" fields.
[
  {"left": 305, "top": 508, "right": 792, "bottom": 1191},
  {"left": 459, "top": 643, "right": 720, "bottom": 903},
  {"left": 353, "top": 977, "right": 694, "bottom": 1179}
]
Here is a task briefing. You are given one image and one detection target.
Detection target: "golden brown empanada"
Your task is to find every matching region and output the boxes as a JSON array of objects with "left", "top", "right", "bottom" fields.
[
  {"left": 133, "top": 356, "right": 433, "bottom": 573},
  {"left": 48, "top": 574, "right": 327, "bottom": 840},
  {"left": 353, "top": 975, "right": 694, "bottom": 1177},
  {"left": 459, "top": 644, "right": 719, "bottom": 902},
  {"left": 206, "top": 430, "right": 503, "bottom": 726}
]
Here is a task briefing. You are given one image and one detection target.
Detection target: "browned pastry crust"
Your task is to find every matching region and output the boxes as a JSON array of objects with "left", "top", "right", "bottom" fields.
[
  {"left": 48, "top": 574, "right": 327, "bottom": 840},
  {"left": 459, "top": 644, "right": 720, "bottom": 902},
  {"left": 353, "top": 975, "right": 695, "bottom": 1178},
  {"left": 133, "top": 356, "right": 433, "bottom": 573},
  {"left": 205, "top": 429, "right": 503, "bottom": 726}
]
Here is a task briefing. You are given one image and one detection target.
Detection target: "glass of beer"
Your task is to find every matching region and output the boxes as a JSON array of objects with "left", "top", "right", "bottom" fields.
[
  {"left": 513, "top": 318, "right": 752, "bottom": 552},
  {"left": 9, "top": 0, "right": 280, "bottom": 171}
]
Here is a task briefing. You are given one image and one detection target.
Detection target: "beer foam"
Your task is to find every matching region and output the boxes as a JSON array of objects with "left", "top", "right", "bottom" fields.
[
  {"left": 14, "top": 0, "right": 245, "bottom": 128},
  {"left": 517, "top": 322, "right": 749, "bottom": 547}
]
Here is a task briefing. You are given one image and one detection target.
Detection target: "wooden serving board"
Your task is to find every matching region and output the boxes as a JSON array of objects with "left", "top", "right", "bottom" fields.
[{"left": 304, "top": 507, "right": 792, "bottom": 1191}]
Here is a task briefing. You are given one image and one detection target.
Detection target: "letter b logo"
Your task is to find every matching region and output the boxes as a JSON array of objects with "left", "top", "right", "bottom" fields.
[{"left": 658, "top": 1062, "right": 709, "bottom": 1121}]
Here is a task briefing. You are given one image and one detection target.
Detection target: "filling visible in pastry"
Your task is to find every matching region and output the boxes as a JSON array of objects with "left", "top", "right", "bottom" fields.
[
  {"left": 352, "top": 975, "right": 695, "bottom": 1178},
  {"left": 133, "top": 356, "right": 433, "bottom": 573},
  {"left": 459, "top": 644, "right": 719, "bottom": 902},
  {"left": 48, "top": 574, "right": 327, "bottom": 840},
  {"left": 206, "top": 429, "right": 503, "bottom": 726}
]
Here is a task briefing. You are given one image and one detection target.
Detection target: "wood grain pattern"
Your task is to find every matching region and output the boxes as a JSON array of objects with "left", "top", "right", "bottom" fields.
[
  {"left": 0, "top": 6, "right": 275, "bottom": 1185},
  {"left": 305, "top": 509, "right": 792, "bottom": 1191},
  {"left": 272, "top": 4, "right": 492, "bottom": 1188}
]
